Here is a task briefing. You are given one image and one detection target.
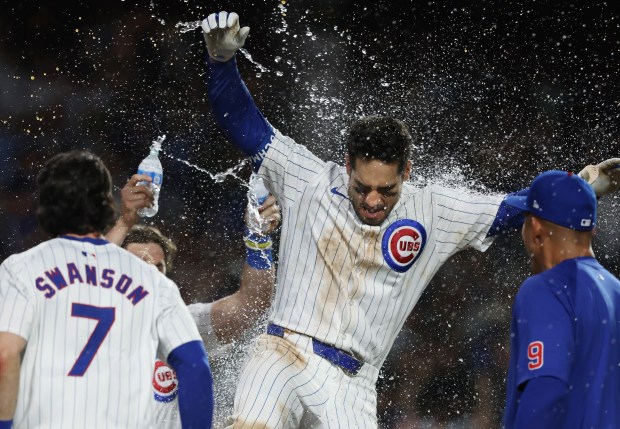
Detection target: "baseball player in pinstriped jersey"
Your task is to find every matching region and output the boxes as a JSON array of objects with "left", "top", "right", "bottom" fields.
[
  {"left": 0, "top": 151, "right": 214, "bottom": 429},
  {"left": 105, "top": 174, "right": 281, "bottom": 428},
  {"left": 201, "top": 12, "right": 620, "bottom": 428}
]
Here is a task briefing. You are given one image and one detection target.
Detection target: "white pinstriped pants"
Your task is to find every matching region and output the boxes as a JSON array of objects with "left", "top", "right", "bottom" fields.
[{"left": 226, "top": 331, "right": 380, "bottom": 429}]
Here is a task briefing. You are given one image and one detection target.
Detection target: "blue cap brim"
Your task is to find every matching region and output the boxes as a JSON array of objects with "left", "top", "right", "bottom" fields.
[{"left": 503, "top": 195, "right": 530, "bottom": 212}]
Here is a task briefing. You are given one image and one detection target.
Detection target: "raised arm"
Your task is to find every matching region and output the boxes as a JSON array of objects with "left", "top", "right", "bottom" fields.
[
  {"left": 488, "top": 158, "right": 620, "bottom": 238},
  {"left": 189, "top": 194, "right": 279, "bottom": 348},
  {"left": 105, "top": 174, "right": 153, "bottom": 245},
  {"left": 209, "top": 194, "right": 279, "bottom": 343},
  {"left": 487, "top": 188, "right": 528, "bottom": 237},
  {"left": 202, "top": 12, "right": 273, "bottom": 164}
]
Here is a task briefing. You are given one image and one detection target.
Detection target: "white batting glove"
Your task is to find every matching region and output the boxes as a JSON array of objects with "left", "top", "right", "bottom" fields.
[
  {"left": 578, "top": 157, "right": 620, "bottom": 198},
  {"left": 201, "top": 11, "right": 249, "bottom": 62}
]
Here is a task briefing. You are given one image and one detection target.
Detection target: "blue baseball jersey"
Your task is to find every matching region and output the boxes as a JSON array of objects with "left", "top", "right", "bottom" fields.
[{"left": 503, "top": 256, "right": 620, "bottom": 429}]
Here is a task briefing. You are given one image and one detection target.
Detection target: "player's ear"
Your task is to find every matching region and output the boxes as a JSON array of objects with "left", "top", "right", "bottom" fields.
[
  {"left": 530, "top": 216, "right": 545, "bottom": 246},
  {"left": 345, "top": 154, "right": 352, "bottom": 175},
  {"left": 402, "top": 160, "right": 412, "bottom": 182}
]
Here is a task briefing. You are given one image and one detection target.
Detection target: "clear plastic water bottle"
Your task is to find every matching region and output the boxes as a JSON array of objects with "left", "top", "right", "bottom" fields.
[
  {"left": 250, "top": 173, "right": 269, "bottom": 206},
  {"left": 247, "top": 173, "right": 270, "bottom": 233},
  {"left": 137, "top": 137, "right": 164, "bottom": 218}
]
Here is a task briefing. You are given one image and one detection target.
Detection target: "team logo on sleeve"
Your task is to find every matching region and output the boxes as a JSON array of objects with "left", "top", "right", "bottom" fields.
[
  {"left": 153, "top": 360, "right": 178, "bottom": 402},
  {"left": 382, "top": 219, "right": 427, "bottom": 272}
]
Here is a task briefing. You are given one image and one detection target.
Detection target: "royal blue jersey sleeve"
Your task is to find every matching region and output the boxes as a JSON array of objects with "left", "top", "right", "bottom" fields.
[
  {"left": 487, "top": 188, "right": 528, "bottom": 237},
  {"left": 206, "top": 56, "right": 274, "bottom": 168},
  {"left": 513, "top": 376, "right": 568, "bottom": 429},
  {"left": 512, "top": 274, "right": 574, "bottom": 387},
  {"left": 168, "top": 340, "right": 214, "bottom": 429}
]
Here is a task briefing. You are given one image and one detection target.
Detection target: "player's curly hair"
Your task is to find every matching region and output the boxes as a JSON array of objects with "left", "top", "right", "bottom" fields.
[
  {"left": 37, "top": 150, "right": 117, "bottom": 237},
  {"left": 121, "top": 225, "right": 178, "bottom": 274},
  {"left": 346, "top": 116, "right": 413, "bottom": 173}
]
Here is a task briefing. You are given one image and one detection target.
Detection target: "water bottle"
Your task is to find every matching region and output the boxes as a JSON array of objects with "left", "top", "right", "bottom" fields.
[
  {"left": 247, "top": 173, "right": 270, "bottom": 234},
  {"left": 137, "top": 137, "right": 164, "bottom": 217},
  {"left": 250, "top": 173, "right": 269, "bottom": 206}
]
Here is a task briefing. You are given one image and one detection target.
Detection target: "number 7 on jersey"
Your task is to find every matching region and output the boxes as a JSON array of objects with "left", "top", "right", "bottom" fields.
[{"left": 68, "top": 303, "right": 116, "bottom": 377}]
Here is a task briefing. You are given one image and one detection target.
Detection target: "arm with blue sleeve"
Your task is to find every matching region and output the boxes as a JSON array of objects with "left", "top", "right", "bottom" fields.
[
  {"left": 513, "top": 377, "right": 568, "bottom": 429},
  {"left": 167, "top": 341, "right": 214, "bottom": 429},
  {"left": 487, "top": 188, "right": 529, "bottom": 237},
  {"left": 206, "top": 57, "right": 273, "bottom": 166}
]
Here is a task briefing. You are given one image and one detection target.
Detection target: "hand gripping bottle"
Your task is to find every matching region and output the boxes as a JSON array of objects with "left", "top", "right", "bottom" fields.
[
  {"left": 247, "top": 173, "right": 270, "bottom": 234},
  {"left": 137, "top": 137, "right": 164, "bottom": 217}
]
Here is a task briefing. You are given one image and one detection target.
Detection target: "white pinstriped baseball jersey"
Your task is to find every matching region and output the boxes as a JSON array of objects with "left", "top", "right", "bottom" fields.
[
  {"left": 0, "top": 236, "right": 201, "bottom": 429},
  {"left": 152, "top": 302, "right": 223, "bottom": 429},
  {"left": 257, "top": 130, "right": 503, "bottom": 368}
]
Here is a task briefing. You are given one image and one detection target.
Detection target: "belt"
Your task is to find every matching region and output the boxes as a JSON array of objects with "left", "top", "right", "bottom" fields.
[{"left": 266, "top": 324, "right": 363, "bottom": 375}]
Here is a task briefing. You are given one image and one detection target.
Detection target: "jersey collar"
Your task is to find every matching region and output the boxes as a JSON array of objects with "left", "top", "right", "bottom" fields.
[{"left": 59, "top": 235, "right": 109, "bottom": 246}]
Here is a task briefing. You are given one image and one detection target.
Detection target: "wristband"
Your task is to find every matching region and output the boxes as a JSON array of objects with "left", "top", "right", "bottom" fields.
[
  {"left": 244, "top": 228, "right": 273, "bottom": 270},
  {"left": 0, "top": 420, "right": 13, "bottom": 429},
  {"left": 246, "top": 246, "right": 273, "bottom": 270},
  {"left": 243, "top": 228, "right": 272, "bottom": 251}
]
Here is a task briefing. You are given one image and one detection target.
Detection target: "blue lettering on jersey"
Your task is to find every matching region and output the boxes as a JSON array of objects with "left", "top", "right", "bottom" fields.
[
  {"left": 382, "top": 219, "right": 427, "bottom": 273},
  {"left": 127, "top": 286, "right": 149, "bottom": 306},
  {"left": 36, "top": 277, "right": 55, "bottom": 298},
  {"left": 34, "top": 264, "right": 150, "bottom": 305},
  {"left": 45, "top": 267, "right": 68, "bottom": 290},
  {"left": 67, "top": 263, "right": 84, "bottom": 284},
  {"left": 115, "top": 274, "right": 132, "bottom": 294},
  {"left": 85, "top": 265, "right": 97, "bottom": 286},
  {"left": 100, "top": 269, "right": 115, "bottom": 289}
]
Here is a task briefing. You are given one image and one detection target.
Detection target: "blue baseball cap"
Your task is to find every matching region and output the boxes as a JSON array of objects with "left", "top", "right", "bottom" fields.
[{"left": 504, "top": 170, "right": 596, "bottom": 231}]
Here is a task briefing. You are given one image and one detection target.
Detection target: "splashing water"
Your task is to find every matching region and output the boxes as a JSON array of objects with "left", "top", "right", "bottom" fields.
[
  {"left": 153, "top": 134, "right": 166, "bottom": 146},
  {"left": 174, "top": 21, "right": 270, "bottom": 73},
  {"left": 162, "top": 151, "right": 249, "bottom": 184},
  {"left": 239, "top": 49, "right": 270, "bottom": 73},
  {"left": 274, "top": 1, "right": 289, "bottom": 34},
  {"left": 175, "top": 20, "right": 202, "bottom": 33}
]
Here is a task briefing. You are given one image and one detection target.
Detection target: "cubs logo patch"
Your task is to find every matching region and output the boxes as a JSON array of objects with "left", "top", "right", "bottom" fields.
[
  {"left": 152, "top": 359, "right": 178, "bottom": 403},
  {"left": 382, "top": 219, "right": 427, "bottom": 273}
]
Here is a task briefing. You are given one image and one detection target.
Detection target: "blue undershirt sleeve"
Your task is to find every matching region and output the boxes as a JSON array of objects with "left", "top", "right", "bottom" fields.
[
  {"left": 167, "top": 340, "right": 214, "bottom": 429},
  {"left": 487, "top": 188, "right": 529, "bottom": 237},
  {"left": 206, "top": 56, "right": 273, "bottom": 166},
  {"left": 513, "top": 376, "right": 568, "bottom": 429}
]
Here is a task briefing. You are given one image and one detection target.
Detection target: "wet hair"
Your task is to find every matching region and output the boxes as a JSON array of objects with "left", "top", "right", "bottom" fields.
[
  {"left": 121, "top": 225, "right": 178, "bottom": 274},
  {"left": 37, "top": 150, "right": 117, "bottom": 237},
  {"left": 346, "top": 116, "right": 413, "bottom": 173}
]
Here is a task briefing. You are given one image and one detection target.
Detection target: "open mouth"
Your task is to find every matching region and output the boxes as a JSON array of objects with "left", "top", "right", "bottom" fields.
[{"left": 361, "top": 206, "right": 385, "bottom": 219}]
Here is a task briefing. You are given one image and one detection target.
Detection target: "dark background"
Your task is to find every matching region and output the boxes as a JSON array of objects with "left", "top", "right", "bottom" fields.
[{"left": 1, "top": 0, "right": 620, "bottom": 427}]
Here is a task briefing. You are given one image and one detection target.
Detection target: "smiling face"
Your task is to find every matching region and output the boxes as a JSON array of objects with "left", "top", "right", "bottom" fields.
[
  {"left": 126, "top": 242, "right": 167, "bottom": 275},
  {"left": 346, "top": 156, "right": 411, "bottom": 226}
]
